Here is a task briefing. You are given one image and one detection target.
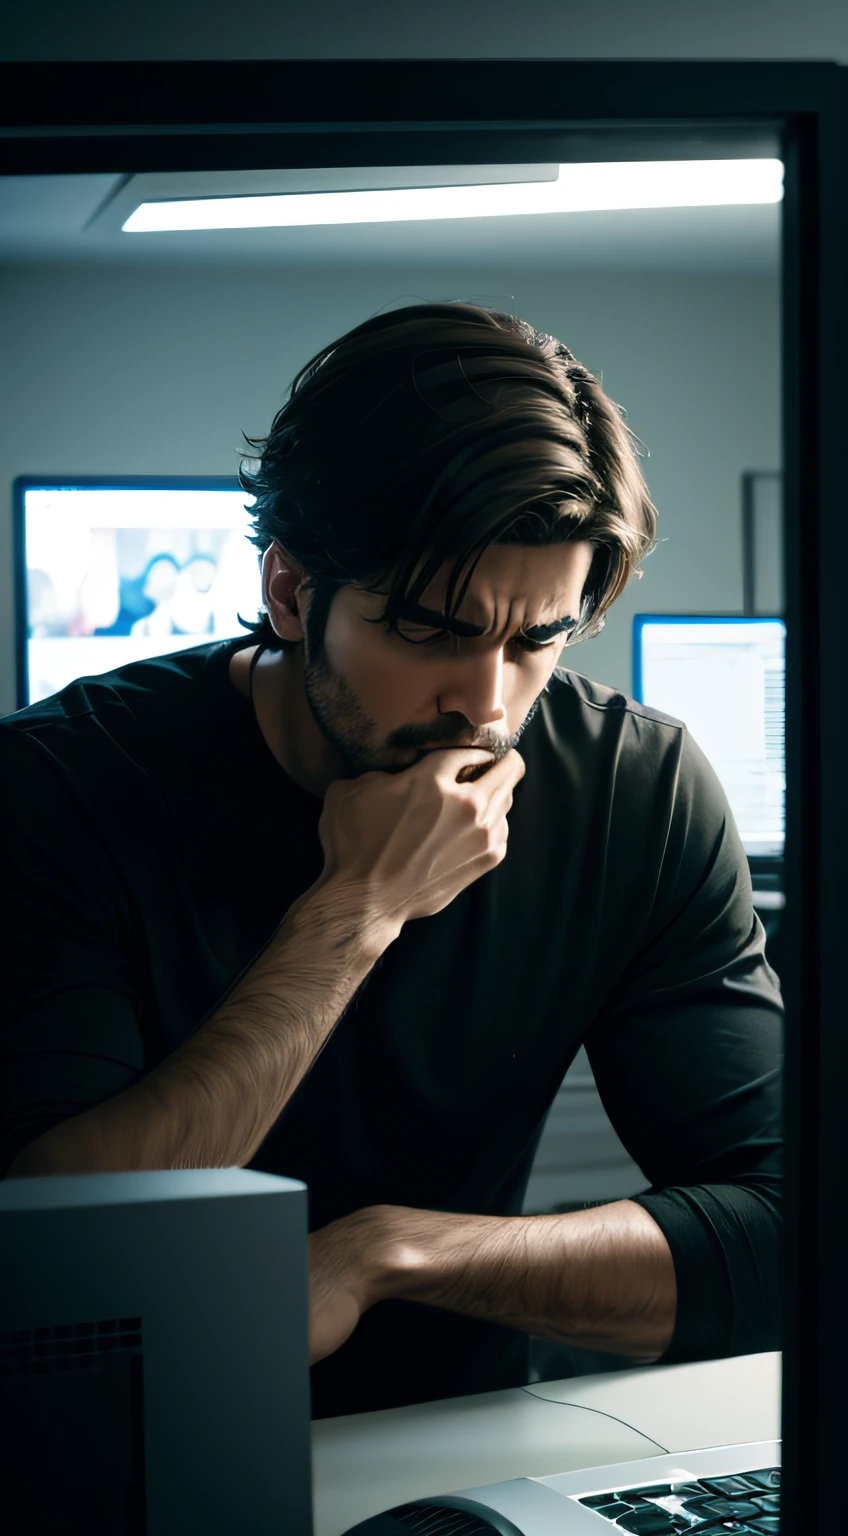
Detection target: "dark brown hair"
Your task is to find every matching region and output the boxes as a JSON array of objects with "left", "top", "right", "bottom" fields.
[{"left": 236, "top": 300, "right": 659, "bottom": 658}]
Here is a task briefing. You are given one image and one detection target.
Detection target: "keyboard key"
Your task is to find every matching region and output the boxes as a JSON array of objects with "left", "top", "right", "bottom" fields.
[
  {"left": 741, "top": 1521, "right": 780, "bottom": 1534},
  {"left": 614, "top": 1512, "right": 678, "bottom": 1534},
  {"left": 581, "top": 1494, "right": 624, "bottom": 1509},
  {"left": 681, "top": 1524, "right": 763, "bottom": 1534},
  {"left": 750, "top": 1494, "right": 780, "bottom": 1514},
  {"left": 682, "top": 1517, "right": 761, "bottom": 1529},
  {"left": 699, "top": 1498, "right": 762, "bottom": 1519},
  {"left": 699, "top": 1477, "right": 765, "bottom": 1498},
  {"left": 742, "top": 1469, "right": 780, "bottom": 1491}
]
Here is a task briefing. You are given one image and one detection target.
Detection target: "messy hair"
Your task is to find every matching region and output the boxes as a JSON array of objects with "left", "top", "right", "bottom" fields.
[{"left": 236, "top": 300, "right": 659, "bottom": 658}]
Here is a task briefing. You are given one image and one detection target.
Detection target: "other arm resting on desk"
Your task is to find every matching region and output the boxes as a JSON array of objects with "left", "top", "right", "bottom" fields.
[
  {"left": 312, "top": 1198, "right": 676, "bottom": 1366},
  {"left": 367, "top": 1198, "right": 676, "bottom": 1359}
]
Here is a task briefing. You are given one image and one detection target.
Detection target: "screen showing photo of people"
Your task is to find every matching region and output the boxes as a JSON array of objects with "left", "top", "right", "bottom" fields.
[{"left": 19, "top": 481, "right": 262, "bottom": 706}]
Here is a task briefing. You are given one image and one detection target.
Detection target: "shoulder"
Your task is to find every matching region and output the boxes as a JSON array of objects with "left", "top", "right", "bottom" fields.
[
  {"left": 542, "top": 666, "right": 688, "bottom": 759},
  {"left": 539, "top": 667, "right": 723, "bottom": 824},
  {"left": 1, "top": 639, "right": 229, "bottom": 752}
]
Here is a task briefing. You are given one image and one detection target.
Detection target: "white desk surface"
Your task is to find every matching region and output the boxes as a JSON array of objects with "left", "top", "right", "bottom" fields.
[{"left": 311, "top": 1350, "right": 781, "bottom": 1536}]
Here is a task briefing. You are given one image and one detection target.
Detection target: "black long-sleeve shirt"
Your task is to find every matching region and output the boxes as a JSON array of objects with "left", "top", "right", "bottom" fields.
[{"left": 0, "top": 637, "right": 783, "bottom": 1418}]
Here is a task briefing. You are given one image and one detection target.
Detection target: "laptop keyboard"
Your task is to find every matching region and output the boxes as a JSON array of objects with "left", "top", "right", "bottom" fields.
[{"left": 577, "top": 1466, "right": 780, "bottom": 1532}]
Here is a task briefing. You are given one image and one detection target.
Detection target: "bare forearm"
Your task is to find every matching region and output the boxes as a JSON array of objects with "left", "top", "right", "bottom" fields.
[
  {"left": 8, "top": 879, "right": 396, "bottom": 1177},
  {"left": 365, "top": 1199, "right": 677, "bottom": 1361}
]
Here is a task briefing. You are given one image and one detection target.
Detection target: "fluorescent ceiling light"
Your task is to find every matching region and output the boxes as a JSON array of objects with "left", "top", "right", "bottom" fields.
[{"left": 122, "top": 159, "right": 784, "bottom": 233}]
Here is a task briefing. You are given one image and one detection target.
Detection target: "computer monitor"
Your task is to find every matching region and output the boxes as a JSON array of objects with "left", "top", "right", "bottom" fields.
[
  {"left": 632, "top": 615, "right": 786, "bottom": 897},
  {"left": 0, "top": 1168, "right": 312, "bottom": 1534},
  {"left": 12, "top": 476, "right": 263, "bottom": 712}
]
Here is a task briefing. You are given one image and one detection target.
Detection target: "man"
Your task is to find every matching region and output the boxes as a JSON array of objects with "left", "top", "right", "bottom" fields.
[{"left": 1, "top": 303, "right": 782, "bottom": 1419}]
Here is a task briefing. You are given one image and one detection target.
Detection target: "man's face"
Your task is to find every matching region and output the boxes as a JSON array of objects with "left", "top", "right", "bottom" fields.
[{"left": 261, "top": 537, "right": 597, "bottom": 795}]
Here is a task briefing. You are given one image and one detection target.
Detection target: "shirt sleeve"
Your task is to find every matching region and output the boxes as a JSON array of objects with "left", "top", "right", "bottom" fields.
[
  {"left": 583, "top": 723, "right": 783, "bottom": 1364},
  {"left": 0, "top": 728, "right": 146, "bottom": 1176}
]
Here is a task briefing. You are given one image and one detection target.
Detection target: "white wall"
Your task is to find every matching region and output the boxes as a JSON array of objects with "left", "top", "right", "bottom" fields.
[{"left": 0, "top": 260, "right": 780, "bottom": 716}]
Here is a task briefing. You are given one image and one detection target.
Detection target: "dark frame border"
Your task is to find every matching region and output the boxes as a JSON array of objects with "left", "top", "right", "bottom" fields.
[{"left": 2, "top": 60, "right": 846, "bottom": 1536}]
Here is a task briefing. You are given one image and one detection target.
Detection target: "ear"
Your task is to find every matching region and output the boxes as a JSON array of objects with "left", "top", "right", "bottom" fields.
[{"left": 261, "top": 543, "right": 309, "bottom": 642}]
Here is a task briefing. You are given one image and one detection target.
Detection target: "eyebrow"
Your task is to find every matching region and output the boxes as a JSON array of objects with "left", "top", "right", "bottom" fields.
[{"left": 393, "top": 600, "right": 579, "bottom": 642}]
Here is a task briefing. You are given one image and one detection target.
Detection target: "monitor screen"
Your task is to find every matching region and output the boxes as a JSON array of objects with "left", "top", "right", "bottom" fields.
[
  {"left": 14, "top": 477, "right": 263, "bottom": 709},
  {"left": 632, "top": 616, "right": 785, "bottom": 862}
]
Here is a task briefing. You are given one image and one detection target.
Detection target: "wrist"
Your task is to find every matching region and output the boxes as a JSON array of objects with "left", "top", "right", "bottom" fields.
[
  {"left": 350, "top": 1204, "right": 410, "bottom": 1308},
  {"left": 285, "top": 876, "right": 401, "bottom": 961}
]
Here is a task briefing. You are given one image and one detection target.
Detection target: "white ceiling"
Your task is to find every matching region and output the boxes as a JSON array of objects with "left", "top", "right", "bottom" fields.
[{"left": 0, "top": 166, "right": 782, "bottom": 274}]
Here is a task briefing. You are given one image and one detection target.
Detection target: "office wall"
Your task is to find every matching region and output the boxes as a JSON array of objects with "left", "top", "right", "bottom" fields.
[{"left": 0, "top": 260, "right": 781, "bottom": 717}]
